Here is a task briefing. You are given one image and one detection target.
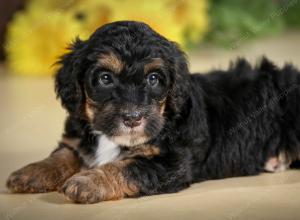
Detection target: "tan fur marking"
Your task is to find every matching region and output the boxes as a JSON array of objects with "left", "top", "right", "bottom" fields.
[
  {"left": 121, "top": 145, "right": 160, "bottom": 159},
  {"left": 84, "top": 95, "right": 99, "bottom": 122},
  {"left": 100, "top": 160, "right": 139, "bottom": 198},
  {"left": 159, "top": 98, "right": 166, "bottom": 115},
  {"left": 61, "top": 137, "right": 81, "bottom": 149},
  {"left": 85, "top": 102, "right": 95, "bottom": 122},
  {"left": 61, "top": 159, "right": 139, "bottom": 203},
  {"left": 7, "top": 147, "right": 81, "bottom": 193},
  {"left": 97, "top": 52, "right": 124, "bottom": 74},
  {"left": 144, "top": 58, "right": 164, "bottom": 74},
  {"left": 84, "top": 94, "right": 117, "bottom": 123}
]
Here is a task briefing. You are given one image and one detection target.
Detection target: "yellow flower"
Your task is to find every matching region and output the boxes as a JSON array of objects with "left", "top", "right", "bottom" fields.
[
  {"left": 111, "top": 0, "right": 184, "bottom": 45},
  {"left": 166, "top": 0, "right": 209, "bottom": 44},
  {"left": 6, "top": 9, "right": 81, "bottom": 75},
  {"left": 5, "top": 0, "right": 119, "bottom": 75},
  {"left": 69, "top": 0, "right": 119, "bottom": 39}
]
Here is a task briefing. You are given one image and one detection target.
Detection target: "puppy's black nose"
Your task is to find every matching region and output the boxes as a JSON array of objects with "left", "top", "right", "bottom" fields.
[{"left": 122, "top": 111, "right": 143, "bottom": 128}]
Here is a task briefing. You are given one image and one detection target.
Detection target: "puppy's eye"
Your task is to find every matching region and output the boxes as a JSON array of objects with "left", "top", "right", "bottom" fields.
[
  {"left": 99, "top": 72, "right": 113, "bottom": 86},
  {"left": 147, "top": 72, "right": 159, "bottom": 87}
]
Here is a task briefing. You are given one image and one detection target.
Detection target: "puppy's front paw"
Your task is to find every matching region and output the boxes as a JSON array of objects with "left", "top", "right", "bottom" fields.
[
  {"left": 60, "top": 163, "right": 139, "bottom": 204},
  {"left": 7, "top": 161, "right": 65, "bottom": 193},
  {"left": 60, "top": 175, "right": 103, "bottom": 204}
]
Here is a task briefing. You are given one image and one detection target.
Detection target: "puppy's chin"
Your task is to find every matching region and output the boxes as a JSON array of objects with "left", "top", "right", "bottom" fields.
[
  {"left": 111, "top": 122, "right": 150, "bottom": 146},
  {"left": 93, "top": 122, "right": 150, "bottom": 147},
  {"left": 111, "top": 134, "right": 149, "bottom": 147}
]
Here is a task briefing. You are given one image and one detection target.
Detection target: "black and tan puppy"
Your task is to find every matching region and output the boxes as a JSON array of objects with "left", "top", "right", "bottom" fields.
[{"left": 7, "top": 21, "right": 300, "bottom": 203}]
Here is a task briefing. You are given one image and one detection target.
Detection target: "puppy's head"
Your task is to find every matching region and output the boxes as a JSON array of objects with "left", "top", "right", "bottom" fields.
[{"left": 55, "top": 21, "right": 189, "bottom": 146}]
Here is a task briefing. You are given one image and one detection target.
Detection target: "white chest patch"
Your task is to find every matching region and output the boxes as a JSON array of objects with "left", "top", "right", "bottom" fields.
[{"left": 89, "top": 135, "right": 121, "bottom": 167}]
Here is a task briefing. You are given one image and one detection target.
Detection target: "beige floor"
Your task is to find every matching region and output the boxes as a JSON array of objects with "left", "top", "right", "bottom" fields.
[{"left": 1, "top": 31, "right": 300, "bottom": 220}]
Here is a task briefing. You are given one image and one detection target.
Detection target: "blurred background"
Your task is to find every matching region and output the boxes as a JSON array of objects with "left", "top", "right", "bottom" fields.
[{"left": 1, "top": 1, "right": 300, "bottom": 218}]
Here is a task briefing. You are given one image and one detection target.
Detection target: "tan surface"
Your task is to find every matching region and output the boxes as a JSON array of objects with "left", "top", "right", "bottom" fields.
[{"left": 1, "top": 31, "right": 300, "bottom": 220}]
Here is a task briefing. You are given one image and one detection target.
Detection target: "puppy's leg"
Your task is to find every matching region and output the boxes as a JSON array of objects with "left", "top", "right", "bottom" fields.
[
  {"left": 60, "top": 158, "right": 189, "bottom": 204},
  {"left": 6, "top": 138, "right": 81, "bottom": 193}
]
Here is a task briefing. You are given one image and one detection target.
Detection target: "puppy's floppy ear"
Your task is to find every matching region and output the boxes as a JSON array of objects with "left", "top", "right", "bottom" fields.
[
  {"left": 55, "top": 38, "right": 87, "bottom": 115},
  {"left": 167, "top": 48, "right": 190, "bottom": 114}
]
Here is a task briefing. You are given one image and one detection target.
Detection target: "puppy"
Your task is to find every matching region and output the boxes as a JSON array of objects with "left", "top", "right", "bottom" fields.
[{"left": 7, "top": 21, "right": 300, "bottom": 203}]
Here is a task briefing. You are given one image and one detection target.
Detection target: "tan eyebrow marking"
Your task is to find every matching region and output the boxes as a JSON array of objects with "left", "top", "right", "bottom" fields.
[
  {"left": 144, "top": 58, "right": 164, "bottom": 74},
  {"left": 97, "top": 52, "right": 124, "bottom": 74}
]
